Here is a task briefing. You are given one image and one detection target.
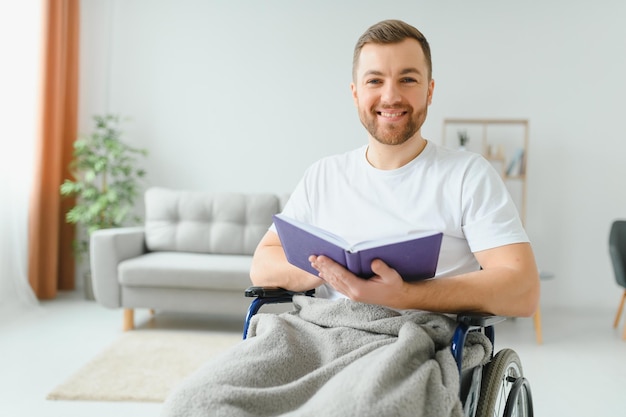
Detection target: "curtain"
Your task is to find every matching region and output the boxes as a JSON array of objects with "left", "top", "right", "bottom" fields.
[
  {"left": 28, "top": 0, "right": 80, "bottom": 300},
  {"left": 0, "top": 1, "right": 43, "bottom": 312}
]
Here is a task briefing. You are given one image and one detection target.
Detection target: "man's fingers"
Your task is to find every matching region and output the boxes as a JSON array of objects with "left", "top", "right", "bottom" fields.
[{"left": 370, "top": 259, "right": 392, "bottom": 277}]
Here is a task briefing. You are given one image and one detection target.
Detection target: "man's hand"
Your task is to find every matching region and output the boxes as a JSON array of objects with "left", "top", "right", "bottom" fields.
[{"left": 309, "top": 255, "right": 407, "bottom": 308}]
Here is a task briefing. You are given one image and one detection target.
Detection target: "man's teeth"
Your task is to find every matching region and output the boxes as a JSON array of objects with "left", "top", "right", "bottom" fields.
[{"left": 380, "top": 111, "right": 404, "bottom": 117}]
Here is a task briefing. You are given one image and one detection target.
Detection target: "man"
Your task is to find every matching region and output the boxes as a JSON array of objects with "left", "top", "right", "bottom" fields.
[
  {"left": 250, "top": 19, "right": 539, "bottom": 317},
  {"left": 162, "top": 19, "right": 539, "bottom": 417}
]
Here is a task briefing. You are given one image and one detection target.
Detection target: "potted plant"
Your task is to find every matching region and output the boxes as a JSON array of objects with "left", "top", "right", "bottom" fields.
[
  {"left": 457, "top": 130, "right": 469, "bottom": 150},
  {"left": 60, "top": 114, "right": 148, "bottom": 298}
]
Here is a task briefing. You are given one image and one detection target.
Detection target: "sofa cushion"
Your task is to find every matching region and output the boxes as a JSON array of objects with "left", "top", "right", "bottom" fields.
[
  {"left": 118, "top": 252, "right": 252, "bottom": 291},
  {"left": 144, "top": 187, "right": 279, "bottom": 255}
]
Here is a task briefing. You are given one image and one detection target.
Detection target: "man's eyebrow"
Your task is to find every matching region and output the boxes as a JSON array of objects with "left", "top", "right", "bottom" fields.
[
  {"left": 363, "top": 70, "right": 384, "bottom": 77},
  {"left": 400, "top": 67, "right": 422, "bottom": 76},
  {"left": 362, "top": 68, "right": 423, "bottom": 77}
]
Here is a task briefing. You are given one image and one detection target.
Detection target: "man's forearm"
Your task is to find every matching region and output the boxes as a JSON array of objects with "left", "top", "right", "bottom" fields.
[
  {"left": 250, "top": 242, "right": 322, "bottom": 292},
  {"left": 398, "top": 266, "right": 540, "bottom": 317}
]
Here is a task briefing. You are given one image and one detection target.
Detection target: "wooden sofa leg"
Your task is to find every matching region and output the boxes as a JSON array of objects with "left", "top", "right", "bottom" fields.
[{"left": 123, "top": 309, "right": 134, "bottom": 331}]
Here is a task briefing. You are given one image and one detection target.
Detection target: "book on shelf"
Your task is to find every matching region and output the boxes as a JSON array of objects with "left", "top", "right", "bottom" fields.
[
  {"left": 506, "top": 148, "right": 525, "bottom": 176},
  {"left": 273, "top": 214, "right": 443, "bottom": 282}
]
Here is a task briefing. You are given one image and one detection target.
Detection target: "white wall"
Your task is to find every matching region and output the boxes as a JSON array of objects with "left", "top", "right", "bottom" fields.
[{"left": 79, "top": 0, "right": 626, "bottom": 310}]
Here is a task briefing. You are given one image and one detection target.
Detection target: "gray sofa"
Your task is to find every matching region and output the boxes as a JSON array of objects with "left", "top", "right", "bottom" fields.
[{"left": 90, "top": 187, "right": 286, "bottom": 330}]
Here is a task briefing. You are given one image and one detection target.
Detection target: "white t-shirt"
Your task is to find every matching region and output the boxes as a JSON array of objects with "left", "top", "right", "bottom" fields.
[{"left": 276, "top": 141, "right": 529, "bottom": 300}]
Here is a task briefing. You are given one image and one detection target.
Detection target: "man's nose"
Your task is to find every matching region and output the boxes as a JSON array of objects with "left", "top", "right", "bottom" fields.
[{"left": 380, "top": 82, "right": 401, "bottom": 104}]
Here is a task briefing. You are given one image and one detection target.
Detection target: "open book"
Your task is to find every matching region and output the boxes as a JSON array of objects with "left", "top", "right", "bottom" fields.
[{"left": 273, "top": 214, "right": 443, "bottom": 282}]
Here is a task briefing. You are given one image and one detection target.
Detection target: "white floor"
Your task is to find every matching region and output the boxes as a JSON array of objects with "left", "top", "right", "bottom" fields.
[{"left": 1, "top": 291, "right": 624, "bottom": 417}]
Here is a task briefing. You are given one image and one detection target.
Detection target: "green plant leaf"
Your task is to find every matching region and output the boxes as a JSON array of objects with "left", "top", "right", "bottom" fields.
[{"left": 60, "top": 114, "right": 148, "bottom": 259}]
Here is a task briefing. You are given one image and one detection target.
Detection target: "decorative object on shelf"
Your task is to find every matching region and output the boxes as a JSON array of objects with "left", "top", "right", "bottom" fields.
[
  {"left": 506, "top": 148, "right": 525, "bottom": 177},
  {"left": 487, "top": 144, "right": 504, "bottom": 159},
  {"left": 457, "top": 130, "right": 469, "bottom": 150},
  {"left": 60, "top": 114, "right": 148, "bottom": 299}
]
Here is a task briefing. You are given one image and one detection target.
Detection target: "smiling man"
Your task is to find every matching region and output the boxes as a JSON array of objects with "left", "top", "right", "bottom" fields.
[
  {"left": 352, "top": 38, "right": 433, "bottom": 148},
  {"left": 162, "top": 20, "right": 540, "bottom": 417},
  {"left": 251, "top": 19, "right": 539, "bottom": 317}
]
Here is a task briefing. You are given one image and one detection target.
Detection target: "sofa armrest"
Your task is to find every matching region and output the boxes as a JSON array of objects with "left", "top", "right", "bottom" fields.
[{"left": 90, "top": 227, "right": 147, "bottom": 308}]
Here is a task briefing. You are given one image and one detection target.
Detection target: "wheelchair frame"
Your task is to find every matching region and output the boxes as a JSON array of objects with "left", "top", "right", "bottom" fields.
[{"left": 243, "top": 286, "right": 533, "bottom": 417}]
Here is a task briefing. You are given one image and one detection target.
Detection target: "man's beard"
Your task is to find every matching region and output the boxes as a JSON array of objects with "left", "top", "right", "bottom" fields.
[{"left": 360, "top": 104, "right": 427, "bottom": 146}]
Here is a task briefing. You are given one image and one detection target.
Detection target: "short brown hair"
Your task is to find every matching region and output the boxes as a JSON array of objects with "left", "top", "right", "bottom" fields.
[{"left": 352, "top": 19, "right": 432, "bottom": 80}]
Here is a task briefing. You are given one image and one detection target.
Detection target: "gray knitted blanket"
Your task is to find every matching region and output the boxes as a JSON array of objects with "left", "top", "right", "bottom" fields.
[{"left": 161, "top": 296, "right": 491, "bottom": 417}]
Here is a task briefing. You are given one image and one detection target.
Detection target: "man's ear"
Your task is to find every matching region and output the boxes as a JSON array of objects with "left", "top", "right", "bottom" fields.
[
  {"left": 350, "top": 83, "right": 358, "bottom": 107},
  {"left": 427, "top": 79, "right": 435, "bottom": 105}
]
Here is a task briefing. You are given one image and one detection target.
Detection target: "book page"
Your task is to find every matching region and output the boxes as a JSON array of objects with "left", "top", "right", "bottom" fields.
[
  {"left": 350, "top": 230, "right": 441, "bottom": 252},
  {"left": 274, "top": 214, "right": 350, "bottom": 250}
]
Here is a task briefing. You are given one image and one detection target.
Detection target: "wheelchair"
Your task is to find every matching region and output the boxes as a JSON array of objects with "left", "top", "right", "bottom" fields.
[{"left": 243, "top": 286, "right": 534, "bottom": 417}]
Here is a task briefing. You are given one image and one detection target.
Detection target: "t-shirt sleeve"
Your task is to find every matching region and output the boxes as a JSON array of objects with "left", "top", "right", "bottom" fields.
[
  {"left": 461, "top": 156, "right": 529, "bottom": 252},
  {"left": 268, "top": 167, "right": 315, "bottom": 234}
]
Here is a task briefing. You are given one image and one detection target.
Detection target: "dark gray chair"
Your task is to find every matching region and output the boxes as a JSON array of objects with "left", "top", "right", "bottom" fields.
[{"left": 609, "top": 220, "right": 626, "bottom": 340}]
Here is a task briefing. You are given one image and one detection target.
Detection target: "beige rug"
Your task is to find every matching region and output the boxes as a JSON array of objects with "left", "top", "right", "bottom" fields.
[{"left": 47, "top": 330, "right": 242, "bottom": 402}]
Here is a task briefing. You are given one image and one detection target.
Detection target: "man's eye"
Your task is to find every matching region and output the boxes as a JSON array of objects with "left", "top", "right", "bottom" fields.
[
  {"left": 401, "top": 77, "right": 417, "bottom": 83},
  {"left": 366, "top": 79, "right": 382, "bottom": 85}
]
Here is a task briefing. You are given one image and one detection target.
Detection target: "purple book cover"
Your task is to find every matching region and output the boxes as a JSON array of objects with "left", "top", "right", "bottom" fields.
[{"left": 273, "top": 214, "right": 443, "bottom": 282}]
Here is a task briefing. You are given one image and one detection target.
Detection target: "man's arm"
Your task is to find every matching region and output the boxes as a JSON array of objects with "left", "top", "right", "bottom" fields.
[
  {"left": 309, "top": 242, "right": 540, "bottom": 317},
  {"left": 250, "top": 230, "right": 324, "bottom": 292}
]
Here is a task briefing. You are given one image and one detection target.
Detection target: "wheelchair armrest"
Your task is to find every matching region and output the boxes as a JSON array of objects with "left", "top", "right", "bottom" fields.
[
  {"left": 242, "top": 286, "right": 315, "bottom": 339},
  {"left": 245, "top": 286, "right": 316, "bottom": 299},
  {"left": 456, "top": 313, "right": 506, "bottom": 328},
  {"left": 451, "top": 313, "right": 506, "bottom": 375}
]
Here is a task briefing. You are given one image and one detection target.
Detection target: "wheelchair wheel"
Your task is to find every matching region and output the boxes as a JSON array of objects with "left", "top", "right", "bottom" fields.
[{"left": 475, "top": 348, "right": 533, "bottom": 417}]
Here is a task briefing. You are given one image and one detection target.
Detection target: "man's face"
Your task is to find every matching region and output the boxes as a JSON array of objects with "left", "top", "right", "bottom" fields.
[{"left": 351, "top": 39, "right": 434, "bottom": 146}]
